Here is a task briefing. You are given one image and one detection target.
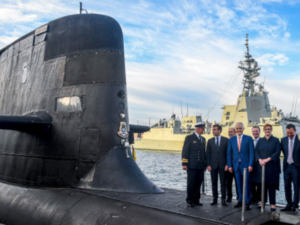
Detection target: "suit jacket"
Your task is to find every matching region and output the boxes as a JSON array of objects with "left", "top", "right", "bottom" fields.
[
  {"left": 182, "top": 133, "right": 206, "bottom": 170},
  {"left": 207, "top": 136, "right": 228, "bottom": 170},
  {"left": 227, "top": 134, "right": 254, "bottom": 172},
  {"left": 281, "top": 135, "right": 300, "bottom": 171}
]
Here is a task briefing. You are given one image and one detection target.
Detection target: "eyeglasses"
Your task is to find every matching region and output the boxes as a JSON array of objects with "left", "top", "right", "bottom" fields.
[{"left": 264, "top": 128, "right": 272, "bottom": 131}]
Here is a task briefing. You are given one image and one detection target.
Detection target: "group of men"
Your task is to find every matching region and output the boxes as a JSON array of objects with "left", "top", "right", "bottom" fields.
[{"left": 181, "top": 122, "right": 300, "bottom": 212}]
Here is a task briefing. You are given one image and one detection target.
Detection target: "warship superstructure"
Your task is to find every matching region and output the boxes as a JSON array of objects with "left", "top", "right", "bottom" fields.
[{"left": 134, "top": 34, "right": 300, "bottom": 151}]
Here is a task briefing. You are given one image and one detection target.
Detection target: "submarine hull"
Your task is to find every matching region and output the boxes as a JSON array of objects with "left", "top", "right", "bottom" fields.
[{"left": 0, "top": 181, "right": 204, "bottom": 225}]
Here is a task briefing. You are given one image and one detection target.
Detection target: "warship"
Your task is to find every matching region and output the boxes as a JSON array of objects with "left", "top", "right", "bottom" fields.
[{"left": 134, "top": 34, "right": 300, "bottom": 152}]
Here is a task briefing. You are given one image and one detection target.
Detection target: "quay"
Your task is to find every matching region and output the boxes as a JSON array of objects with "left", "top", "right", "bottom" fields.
[{"left": 83, "top": 188, "right": 300, "bottom": 225}]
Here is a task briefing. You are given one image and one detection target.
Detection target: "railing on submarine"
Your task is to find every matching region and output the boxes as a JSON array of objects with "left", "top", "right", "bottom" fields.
[{"left": 201, "top": 162, "right": 286, "bottom": 205}]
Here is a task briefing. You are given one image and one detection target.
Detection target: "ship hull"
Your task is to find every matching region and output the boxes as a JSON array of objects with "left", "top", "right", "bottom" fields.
[{"left": 133, "top": 124, "right": 289, "bottom": 152}]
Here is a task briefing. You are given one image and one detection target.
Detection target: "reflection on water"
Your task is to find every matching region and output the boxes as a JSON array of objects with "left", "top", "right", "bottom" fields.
[{"left": 135, "top": 150, "right": 287, "bottom": 204}]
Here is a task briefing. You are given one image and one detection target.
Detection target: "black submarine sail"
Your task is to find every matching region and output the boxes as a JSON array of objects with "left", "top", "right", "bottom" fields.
[{"left": 0, "top": 13, "right": 172, "bottom": 224}]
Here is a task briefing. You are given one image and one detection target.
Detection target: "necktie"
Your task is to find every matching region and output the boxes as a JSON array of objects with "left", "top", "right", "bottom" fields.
[
  {"left": 254, "top": 139, "right": 257, "bottom": 147},
  {"left": 288, "top": 139, "right": 294, "bottom": 164},
  {"left": 216, "top": 137, "right": 219, "bottom": 151},
  {"left": 238, "top": 136, "right": 241, "bottom": 152}
]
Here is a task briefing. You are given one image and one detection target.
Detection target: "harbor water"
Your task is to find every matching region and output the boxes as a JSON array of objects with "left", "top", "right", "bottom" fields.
[{"left": 135, "top": 150, "right": 287, "bottom": 204}]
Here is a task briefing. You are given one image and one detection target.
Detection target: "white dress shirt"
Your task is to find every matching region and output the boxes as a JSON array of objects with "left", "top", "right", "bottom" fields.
[
  {"left": 194, "top": 132, "right": 202, "bottom": 142},
  {"left": 288, "top": 134, "right": 296, "bottom": 164},
  {"left": 215, "top": 135, "right": 221, "bottom": 146},
  {"left": 254, "top": 137, "right": 260, "bottom": 148}
]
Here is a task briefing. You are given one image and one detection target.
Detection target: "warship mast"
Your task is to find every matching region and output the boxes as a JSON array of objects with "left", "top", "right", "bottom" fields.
[{"left": 238, "top": 34, "right": 261, "bottom": 96}]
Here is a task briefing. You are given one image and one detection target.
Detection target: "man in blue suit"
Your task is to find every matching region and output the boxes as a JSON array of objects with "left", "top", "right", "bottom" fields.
[
  {"left": 227, "top": 122, "right": 254, "bottom": 210},
  {"left": 281, "top": 124, "right": 300, "bottom": 213}
]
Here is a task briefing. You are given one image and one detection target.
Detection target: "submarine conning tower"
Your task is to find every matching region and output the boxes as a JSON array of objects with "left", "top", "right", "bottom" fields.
[{"left": 0, "top": 14, "right": 162, "bottom": 193}]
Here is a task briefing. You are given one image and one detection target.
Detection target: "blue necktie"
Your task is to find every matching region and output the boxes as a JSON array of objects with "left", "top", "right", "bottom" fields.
[{"left": 216, "top": 137, "right": 219, "bottom": 151}]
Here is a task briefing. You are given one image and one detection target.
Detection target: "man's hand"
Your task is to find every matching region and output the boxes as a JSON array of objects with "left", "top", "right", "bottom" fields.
[
  {"left": 224, "top": 166, "right": 228, "bottom": 171},
  {"left": 229, "top": 167, "right": 233, "bottom": 173},
  {"left": 182, "top": 166, "right": 188, "bottom": 170},
  {"left": 207, "top": 166, "right": 212, "bottom": 172},
  {"left": 248, "top": 166, "right": 253, "bottom": 172}
]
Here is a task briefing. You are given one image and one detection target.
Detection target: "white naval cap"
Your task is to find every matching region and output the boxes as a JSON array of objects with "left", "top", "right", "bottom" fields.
[{"left": 194, "top": 122, "right": 205, "bottom": 128}]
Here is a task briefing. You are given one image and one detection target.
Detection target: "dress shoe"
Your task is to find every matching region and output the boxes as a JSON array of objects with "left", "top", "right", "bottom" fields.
[
  {"left": 257, "top": 204, "right": 265, "bottom": 209},
  {"left": 292, "top": 207, "right": 298, "bottom": 214},
  {"left": 280, "top": 205, "right": 292, "bottom": 212},
  {"left": 210, "top": 200, "right": 218, "bottom": 206},
  {"left": 226, "top": 198, "right": 232, "bottom": 203},
  {"left": 187, "top": 202, "right": 194, "bottom": 208},
  {"left": 246, "top": 204, "right": 251, "bottom": 211},
  {"left": 234, "top": 202, "right": 242, "bottom": 208},
  {"left": 222, "top": 200, "right": 228, "bottom": 206},
  {"left": 194, "top": 201, "right": 203, "bottom": 206}
]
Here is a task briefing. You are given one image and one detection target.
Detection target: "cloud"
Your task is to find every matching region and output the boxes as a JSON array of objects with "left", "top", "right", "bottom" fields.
[
  {"left": 257, "top": 53, "right": 289, "bottom": 66},
  {"left": 0, "top": 8, "right": 37, "bottom": 24},
  {"left": 284, "top": 32, "right": 291, "bottom": 38},
  {"left": 261, "top": 0, "right": 282, "bottom": 3}
]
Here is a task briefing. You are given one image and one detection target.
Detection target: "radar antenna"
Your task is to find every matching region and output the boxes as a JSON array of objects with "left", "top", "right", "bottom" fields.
[{"left": 238, "top": 34, "right": 261, "bottom": 95}]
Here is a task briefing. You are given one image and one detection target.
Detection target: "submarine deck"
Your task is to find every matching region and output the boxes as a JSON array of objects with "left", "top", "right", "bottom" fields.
[{"left": 82, "top": 188, "right": 300, "bottom": 225}]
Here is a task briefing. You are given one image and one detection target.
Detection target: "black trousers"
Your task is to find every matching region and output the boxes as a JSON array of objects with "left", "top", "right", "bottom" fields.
[
  {"left": 251, "top": 181, "right": 261, "bottom": 204},
  {"left": 226, "top": 171, "right": 239, "bottom": 200},
  {"left": 258, "top": 183, "right": 276, "bottom": 205},
  {"left": 284, "top": 164, "right": 299, "bottom": 208},
  {"left": 186, "top": 169, "right": 204, "bottom": 204},
  {"left": 211, "top": 166, "right": 226, "bottom": 200}
]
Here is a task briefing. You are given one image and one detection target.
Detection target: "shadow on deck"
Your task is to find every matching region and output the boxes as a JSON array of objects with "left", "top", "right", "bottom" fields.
[{"left": 82, "top": 188, "right": 300, "bottom": 225}]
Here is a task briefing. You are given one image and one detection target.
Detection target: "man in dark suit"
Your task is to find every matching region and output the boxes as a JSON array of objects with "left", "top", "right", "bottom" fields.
[
  {"left": 281, "top": 124, "right": 300, "bottom": 213},
  {"left": 182, "top": 122, "right": 206, "bottom": 207},
  {"left": 227, "top": 122, "right": 254, "bottom": 210},
  {"left": 251, "top": 126, "right": 261, "bottom": 205},
  {"left": 226, "top": 127, "right": 239, "bottom": 202},
  {"left": 207, "top": 124, "right": 229, "bottom": 206}
]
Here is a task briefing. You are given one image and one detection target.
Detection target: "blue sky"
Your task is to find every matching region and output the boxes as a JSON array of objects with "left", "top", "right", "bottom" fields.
[{"left": 1, "top": 0, "right": 300, "bottom": 125}]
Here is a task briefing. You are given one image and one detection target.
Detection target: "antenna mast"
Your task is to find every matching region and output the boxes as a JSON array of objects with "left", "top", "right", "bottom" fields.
[
  {"left": 291, "top": 93, "right": 295, "bottom": 115},
  {"left": 79, "top": 2, "right": 88, "bottom": 14},
  {"left": 238, "top": 34, "right": 261, "bottom": 95},
  {"left": 187, "top": 100, "right": 189, "bottom": 117},
  {"left": 180, "top": 100, "right": 183, "bottom": 118},
  {"left": 294, "top": 93, "right": 298, "bottom": 117}
]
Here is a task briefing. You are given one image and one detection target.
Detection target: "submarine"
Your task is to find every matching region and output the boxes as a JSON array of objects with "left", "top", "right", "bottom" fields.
[{"left": 0, "top": 11, "right": 220, "bottom": 225}]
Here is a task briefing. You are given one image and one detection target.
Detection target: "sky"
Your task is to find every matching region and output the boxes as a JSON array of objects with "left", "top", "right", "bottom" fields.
[{"left": 1, "top": 0, "right": 300, "bottom": 126}]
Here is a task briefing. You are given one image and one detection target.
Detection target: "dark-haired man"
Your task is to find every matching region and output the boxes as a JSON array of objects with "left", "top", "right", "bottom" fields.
[
  {"left": 182, "top": 122, "right": 207, "bottom": 207},
  {"left": 207, "top": 124, "right": 229, "bottom": 206},
  {"left": 281, "top": 124, "right": 300, "bottom": 213}
]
